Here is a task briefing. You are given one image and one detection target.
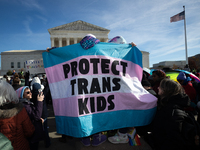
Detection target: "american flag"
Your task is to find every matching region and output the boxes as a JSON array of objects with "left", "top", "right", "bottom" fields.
[{"left": 170, "top": 11, "right": 185, "bottom": 23}]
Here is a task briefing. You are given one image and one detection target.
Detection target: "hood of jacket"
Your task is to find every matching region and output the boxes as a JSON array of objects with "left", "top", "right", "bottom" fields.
[
  {"left": 0, "top": 103, "right": 24, "bottom": 118},
  {"left": 162, "top": 93, "right": 191, "bottom": 109}
]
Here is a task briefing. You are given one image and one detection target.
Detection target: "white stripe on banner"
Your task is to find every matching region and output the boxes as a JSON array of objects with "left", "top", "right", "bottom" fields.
[{"left": 49, "top": 74, "right": 146, "bottom": 99}]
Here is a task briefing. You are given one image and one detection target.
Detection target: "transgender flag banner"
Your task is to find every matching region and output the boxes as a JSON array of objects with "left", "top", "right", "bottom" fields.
[{"left": 42, "top": 42, "right": 157, "bottom": 138}]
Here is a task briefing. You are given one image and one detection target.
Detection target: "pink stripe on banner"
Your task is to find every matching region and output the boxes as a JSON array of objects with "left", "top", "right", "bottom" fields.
[
  {"left": 45, "top": 55, "right": 143, "bottom": 84},
  {"left": 53, "top": 92, "right": 157, "bottom": 117}
]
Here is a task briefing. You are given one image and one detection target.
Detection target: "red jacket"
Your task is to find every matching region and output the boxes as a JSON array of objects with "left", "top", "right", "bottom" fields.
[
  {"left": 0, "top": 103, "right": 35, "bottom": 150},
  {"left": 182, "top": 82, "right": 197, "bottom": 102}
]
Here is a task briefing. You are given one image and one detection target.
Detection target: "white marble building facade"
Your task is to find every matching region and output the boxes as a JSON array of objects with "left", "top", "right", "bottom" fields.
[{"left": 0, "top": 20, "right": 150, "bottom": 75}]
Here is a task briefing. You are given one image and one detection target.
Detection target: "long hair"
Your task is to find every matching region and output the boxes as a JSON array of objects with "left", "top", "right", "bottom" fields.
[
  {"left": 0, "top": 80, "right": 19, "bottom": 106},
  {"left": 152, "top": 70, "right": 166, "bottom": 78},
  {"left": 159, "top": 78, "right": 185, "bottom": 100}
]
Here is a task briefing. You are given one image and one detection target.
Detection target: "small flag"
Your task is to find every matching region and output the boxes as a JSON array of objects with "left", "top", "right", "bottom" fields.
[{"left": 170, "top": 11, "right": 185, "bottom": 23}]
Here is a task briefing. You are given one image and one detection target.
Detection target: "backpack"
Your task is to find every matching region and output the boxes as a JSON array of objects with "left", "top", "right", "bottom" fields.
[{"left": 173, "top": 108, "right": 200, "bottom": 149}]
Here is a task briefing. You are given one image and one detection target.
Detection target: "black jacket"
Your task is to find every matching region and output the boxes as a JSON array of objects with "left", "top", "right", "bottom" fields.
[{"left": 152, "top": 93, "right": 191, "bottom": 150}]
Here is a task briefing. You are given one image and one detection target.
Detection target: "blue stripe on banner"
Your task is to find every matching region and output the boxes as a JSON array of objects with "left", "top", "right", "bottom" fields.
[
  {"left": 42, "top": 42, "right": 143, "bottom": 69},
  {"left": 55, "top": 107, "right": 156, "bottom": 138}
]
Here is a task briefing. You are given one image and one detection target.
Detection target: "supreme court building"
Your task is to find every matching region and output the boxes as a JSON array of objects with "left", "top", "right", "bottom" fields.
[{"left": 0, "top": 20, "right": 149, "bottom": 75}]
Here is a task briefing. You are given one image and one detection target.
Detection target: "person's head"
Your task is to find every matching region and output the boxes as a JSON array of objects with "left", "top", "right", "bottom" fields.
[
  {"left": 16, "top": 86, "right": 32, "bottom": 100},
  {"left": 3, "top": 75, "right": 8, "bottom": 79},
  {"left": 13, "top": 73, "right": 19, "bottom": 78},
  {"left": 177, "top": 72, "right": 186, "bottom": 84},
  {"left": 141, "top": 73, "right": 152, "bottom": 89},
  {"left": 80, "top": 34, "right": 100, "bottom": 50},
  {"left": 30, "top": 77, "right": 43, "bottom": 90},
  {"left": 152, "top": 70, "right": 166, "bottom": 82},
  {"left": 158, "top": 79, "right": 184, "bottom": 99},
  {"left": 109, "top": 36, "right": 127, "bottom": 44},
  {"left": 23, "top": 87, "right": 32, "bottom": 100},
  {"left": 0, "top": 80, "right": 19, "bottom": 106},
  {"left": 13, "top": 77, "right": 21, "bottom": 85}
]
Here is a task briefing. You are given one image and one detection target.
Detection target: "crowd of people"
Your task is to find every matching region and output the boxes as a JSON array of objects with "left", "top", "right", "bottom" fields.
[
  {"left": 0, "top": 70, "right": 51, "bottom": 150},
  {"left": 0, "top": 34, "right": 200, "bottom": 150}
]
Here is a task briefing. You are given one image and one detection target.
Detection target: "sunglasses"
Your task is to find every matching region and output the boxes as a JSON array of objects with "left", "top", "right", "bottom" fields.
[{"left": 25, "top": 91, "right": 31, "bottom": 94}]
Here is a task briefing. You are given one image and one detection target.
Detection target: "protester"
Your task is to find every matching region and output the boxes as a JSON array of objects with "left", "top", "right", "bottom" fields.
[
  {"left": 12, "top": 77, "right": 22, "bottom": 90},
  {"left": 40, "top": 74, "right": 47, "bottom": 87},
  {"left": 20, "top": 75, "right": 25, "bottom": 86},
  {"left": 16, "top": 86, "right": 44, "bottom": 150},
  {"left": 107, "top": 35, "right": 137, "bottom": 144},
  {"left": 10, "top": 72, "right": 20, "bottom": 85},
  {"left": 0, "top": 80, "right": 35, "bottom": 150},
  {"left": 12, "top": 69, "right": 16, "bottom": 75},
  {"left": 2, "top": 75, "right": 10, "bottom": 83},
  {"left": 31, "top": 82, "right": 51, "bottom": 148},
  {"left": 78, "top": 34, "right": 107, "bottom": 146},
  {"left": 24, "top": 71, "right": 30, "bottom": 86},
  {"left": 152, "top": 69, "right": 167, "bottom": 94},
  {"left": 43, "top": 78, "right": 52, "bottom": 106},
  {"left": 177, "top": 72, "right": 197, "bottom": 113},
  {"left": 151, "top": 79, "right": 194, "bottom": 150}
]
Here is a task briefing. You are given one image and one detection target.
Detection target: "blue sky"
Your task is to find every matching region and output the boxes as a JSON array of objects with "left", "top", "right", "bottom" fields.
[{"left": 0, "top": 0, "right": 200, "bottom": 68}]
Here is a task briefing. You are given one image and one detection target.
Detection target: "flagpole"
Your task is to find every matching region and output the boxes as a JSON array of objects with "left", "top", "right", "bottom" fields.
[{"left": 183, "top": 6, "right": 188, "bottom": 67}]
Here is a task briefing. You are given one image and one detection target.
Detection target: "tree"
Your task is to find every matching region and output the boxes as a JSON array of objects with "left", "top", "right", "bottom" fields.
[
  {"left": 7, "top": 70, "right": 12, "bottom": 75},
  {"left": 189, "top": 59, "right": 197, "bottom": 70},
  {"left": 172, "top": 64, "right": 178, "bottom": 69}
]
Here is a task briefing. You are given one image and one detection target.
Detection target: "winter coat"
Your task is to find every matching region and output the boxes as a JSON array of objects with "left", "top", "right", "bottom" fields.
[
  {"left": 182, "top": 81, "right": 197, "bottom": 102},
  {"left": 0, "top": 132, "right": 13, "bottom": 150},
  {"left": 0, "top": 103, "right": 35, "bottom": 150},
  {"left": 152, "top": 93, "right": 191, "bottom": 150},
  {"left": 19, "top": 98, "right": 44, "bottom": 143}
]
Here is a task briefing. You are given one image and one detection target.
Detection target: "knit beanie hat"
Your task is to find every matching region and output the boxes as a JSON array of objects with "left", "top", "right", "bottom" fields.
[
  {"left": 80, "top": 34, "right": 100, "bottom": 50},
  {"left": 109, "top": 36, "right": 127, "bottom": 44},
  {"left": 30, "top": 77, "right": 42, "bottom": 89},
  {"left": 177, "top": 72, "right": 186, "bottom": 80},
  {"left": 32, "top": 83, "right": 44, "bottom": 93},
  {"left": 16, "top": 86, "right": 29, "bottom": 99}
]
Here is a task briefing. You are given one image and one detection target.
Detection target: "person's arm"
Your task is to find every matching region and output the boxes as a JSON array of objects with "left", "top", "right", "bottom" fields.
[{"left": 46, "top": 47, "right": 57, "bottom": 52}]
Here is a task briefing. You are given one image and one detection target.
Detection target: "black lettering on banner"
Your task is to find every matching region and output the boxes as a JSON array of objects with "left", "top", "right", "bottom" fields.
[
  {"left": 79, "top": 58, "right": 89, "bottom": 74},
  {"left": 63, "top": 64, "right": 70, "bottom": 78},
  {"left": 97, "top": 96, "right": 106, "bottom": 111},
  {"left": 120, "top": 61, "right": 128, "bottom": 76},
  {"left": 107, "top": 95, "right": 115, "bottom": 110},
  {"left": 112, "top": 78, "right": 121, "bottom": 91},
  {"left": 90, "top": 78, "right": 101, "bottom": 94},
  {"left": 78, "top": 78, "right": 89, "bottom": 94},
  {"left": 102, "top": 77, "right": 111, "bottom": 92},
  {"left": 90, "top": 58, "right": 100, "bottom": 74},
  {"left": 111, "top": 60, "right": 119, "bottom": 75},
  {"left": 70, "top": 79, "right": 76, "bottom": 95},
  {"left": 78, "top": 98, "right": 89, "bottom": 115},
  {"left": 90, "top": 97, "right": 95, "bottom": 113},
  {"left": 101, "top": 59, "right": 110, "bottom": 74},
  {"left": 71, "top": 61, "right": 78, "bottom": 77}
]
